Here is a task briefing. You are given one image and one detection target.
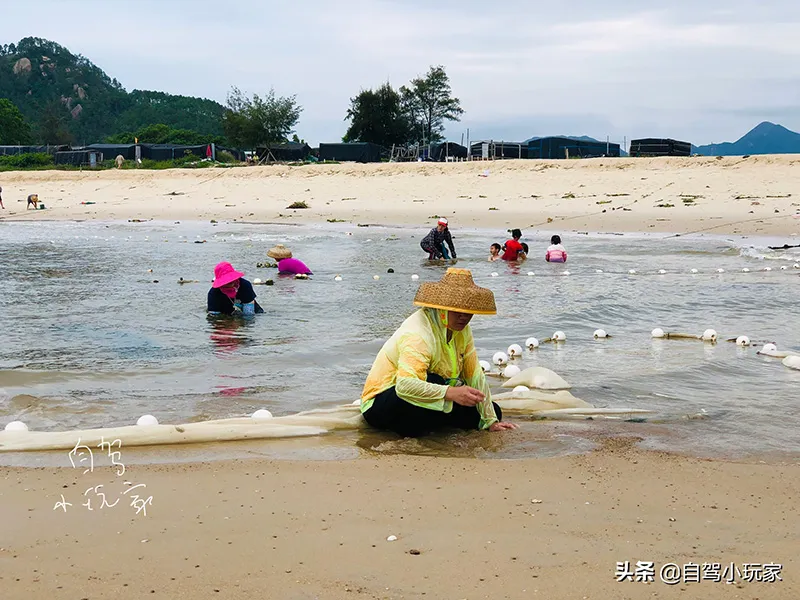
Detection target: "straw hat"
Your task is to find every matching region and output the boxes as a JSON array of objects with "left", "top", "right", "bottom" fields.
[
  {"left": 414, "top": 268, "right": 496, "bottom": 315},
  {"left": 267, "top": 244, "right": 292, "bottom": 260}
]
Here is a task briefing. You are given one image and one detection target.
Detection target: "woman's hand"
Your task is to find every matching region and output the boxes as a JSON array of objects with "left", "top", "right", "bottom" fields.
[
  {"left": 489, "top": 421, "right": 519, "bottom": 432},
  {"left": 445, "top": 386, "right": 485, "bottom": 407}
]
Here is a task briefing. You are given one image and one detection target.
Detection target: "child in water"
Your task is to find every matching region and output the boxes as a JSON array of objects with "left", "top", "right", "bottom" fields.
[
  {"left": 488, "top": 243, "right": 502, "bottom": 261},
  {"left": 501, "top": 228, "right": 524, "bottom": 261},
  {"left": 519, "top": 243, "right": 529, "bottom": 261},
  {"left": 545, "top": 235, "right": 567, "bottom": 263}
]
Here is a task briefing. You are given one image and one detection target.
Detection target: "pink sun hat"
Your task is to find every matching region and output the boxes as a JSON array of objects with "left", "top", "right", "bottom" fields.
[{"left": 212, "top": 261, "right": 245, "bottom": 288}]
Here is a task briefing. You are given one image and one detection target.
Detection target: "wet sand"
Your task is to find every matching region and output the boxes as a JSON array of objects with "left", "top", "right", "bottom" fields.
[{"left": 2, "top": 438, "right": 798, "bottom": 600}]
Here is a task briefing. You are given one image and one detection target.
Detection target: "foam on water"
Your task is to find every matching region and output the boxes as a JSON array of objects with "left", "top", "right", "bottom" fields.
[{"left": 1, "top": 221, "right": 799, "bottom": 463}]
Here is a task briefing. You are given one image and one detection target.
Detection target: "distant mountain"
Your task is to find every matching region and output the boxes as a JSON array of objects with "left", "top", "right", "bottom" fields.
[
  {"left": 693, "top": 122, "right": 800, "bottom": 156},
  {"left": 0, "top": 37, "right": 225, "bottom": 144}
]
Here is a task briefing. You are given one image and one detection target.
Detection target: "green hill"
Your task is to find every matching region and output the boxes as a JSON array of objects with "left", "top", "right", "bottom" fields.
[{"left": 0, "top": 37, "right": 225, "bottom": 144}]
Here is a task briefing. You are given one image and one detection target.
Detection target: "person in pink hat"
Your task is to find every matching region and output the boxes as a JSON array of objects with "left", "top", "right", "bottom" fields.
[
  {"left": 420, "top": 217, "right": 457, "bottom": 261},
  {"left": 207, "top": 262, "right": 264, "bottom": 315}
]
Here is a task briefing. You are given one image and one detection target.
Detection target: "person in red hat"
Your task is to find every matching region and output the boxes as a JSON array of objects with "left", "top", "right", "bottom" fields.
[
  {"left": 207, "top": 262, "right": 264, "bottom": 315},
  {"left": 420, "top": 217, "right": 457, "bottom": 261}
]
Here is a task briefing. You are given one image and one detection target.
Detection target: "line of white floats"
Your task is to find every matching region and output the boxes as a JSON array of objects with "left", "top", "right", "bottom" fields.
[
  {"left": 478, "top": 328, "right": 800, "bottom": 382},
  {"left": 329, "top": 265, "right": 800, "bottom": 281}
]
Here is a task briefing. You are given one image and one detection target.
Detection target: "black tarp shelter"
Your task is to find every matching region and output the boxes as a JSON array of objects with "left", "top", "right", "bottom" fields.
[
  {"left": 629, "top": 138, "right": 692, "bottom": 157},
  {"left": 54, "top": 150, "right": 103, "bottom": 166},
  {"left": 429, "top": 142, "right": 468, "bottom": 161},
  {"left": 139, "top": 144, "right": 208, "bottom": 161},
  {"left": 470, "top": 141, "right": 528, "bottom": 159},
  {"left": 86, "top": 144, "right": 137, "bottom": 160},
  {"left": 0, "top": 145, "right": 69, "bottom": 156},
  {"left": 257, "top": 143, "right": 311, "bottom": 162},
  {"left": 527, "top": 137, "right": 620, "bottom": 159},
  {"left": 319, "top": 142, "right": 383, "bottom": 163}
]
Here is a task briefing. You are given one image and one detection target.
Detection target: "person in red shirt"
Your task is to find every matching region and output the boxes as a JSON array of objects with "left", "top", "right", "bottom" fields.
[{"left": 501, "top": 229, "right": 524, "bottom": 261}]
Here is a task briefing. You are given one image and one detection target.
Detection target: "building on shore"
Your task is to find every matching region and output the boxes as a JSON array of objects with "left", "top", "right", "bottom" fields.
[
  {"left": 527, "top": 137, "right": 621, "bottom": 159},
  {"left": 629, "top": 138, "right": 692, "bottom": 157}
]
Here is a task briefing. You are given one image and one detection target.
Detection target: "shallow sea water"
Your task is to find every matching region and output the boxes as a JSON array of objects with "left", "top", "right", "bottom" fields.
[{"left": 0, "top": 220, "right": 798, "bottom": 465}]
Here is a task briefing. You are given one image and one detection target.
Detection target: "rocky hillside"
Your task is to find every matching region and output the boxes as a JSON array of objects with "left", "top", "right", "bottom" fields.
[{"left": 0, "top": 37, "right": 225, "bottom": 144}]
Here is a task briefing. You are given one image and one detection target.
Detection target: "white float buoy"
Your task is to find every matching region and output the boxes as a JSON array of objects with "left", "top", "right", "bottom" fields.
[
  {"left": 658, "top": 269, "right": 667, "bottom": 274},
  {"left": 527, "top": 272, "right": 535, "bottom": 276},
  {"left": 783, "top": 355, "right": 800, "bottom": 371},
  {"left": 690, "top": 268, "right": 698, "bottom": 274},
  {"left": 136, "top": 415, "right": 159, "bottom": 426},
  {"left": 525, "top": 337, "right": 539, "bottom": 349},
  {"left": 761, "top": 343, "right": 778, "bottom": 353},
  {"left": 651, "top": 328, "right": 665, "bottom": 338},
  {"left": 701, "top": 328, "right": 718, "bottom": 342},
  {"left": 717, "top": 268, "right": 725, "bottom": 273},
  {"left": 411, "top": 274, "right": 419, "bottom": 280},
  {"left": 562, "top": 271, "right": 571, "bottom": 276},
  {"left": 593, "top": 329, "right": 608, "bottom": 339},
  {"left": 334, "top": 275, "right": 343, "bottom": 281},
  {"left": 794, "top": 263, "right": 800, "bottom": 269},
  {"left": 736, "top": 335, "right": 751, "bottom": 347},
  {"left": 553, "top": 331, "right": 566, "bottom": 341},
  {"left": 507, "top": 344, "right": 523, "bottom": 358},
  {"left": 490, "top": 272, "right": 499, "bottom": 277},
  {"left": 780, "top": 266, "right": 788, "bottom": 271},
  {"left": 4, "top": 421, "right": 28, "bottom": 432},
  {"left": 251, "top": 409, "right": 273, "bottom": 419},
  {"left": 479, "top": 360, "right": 491, "bottom": 372},
  {"left": 628, "top": 269, "right": 636, "bottom": 274},
  {"left": 503, "top": 365, "right": 521, "bottom": 379},
  {"left": 512, "top": 385, "right": 530, "bottom": 393},
  {"left": 492, "top": 352, "right": 508, "bottom": 365},
  {"left": 764, "top": 267, "right": 772, "bottom": 272},
  {"left": 742, "top": 268, "right": 750, "bottom": 273},
  {"left": 595, "top": 269, "right": 604, "bottom": 274},
  {"left": 373, "top": 275, "right": 380, "bottom": 280},
  {"left": 253, "top": 278, "right": 262, "bottom": 284}
]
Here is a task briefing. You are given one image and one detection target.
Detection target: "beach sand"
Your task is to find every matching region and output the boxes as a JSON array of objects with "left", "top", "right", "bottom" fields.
[
  {"left": 1, "top": 438, "right": 798, "bottom": 600},
  {"left": 1, "top": 156, "right": 800, "bottom": 236},
  {"left": 2, "top": 157, "right": 799, "bottom": 599}
]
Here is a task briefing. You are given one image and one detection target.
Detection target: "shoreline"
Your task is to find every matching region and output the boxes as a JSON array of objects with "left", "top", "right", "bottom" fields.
[
  {"left": 1, "top": 157, "right": 799, "bottom": 237},
  {"left": 2, "top": 439, "right": 798, "bottom": 600}
]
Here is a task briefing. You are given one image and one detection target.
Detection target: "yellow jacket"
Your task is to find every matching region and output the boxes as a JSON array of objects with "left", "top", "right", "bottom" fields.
[{"left": 361, "top": 308, "right": 499, "bottom": 430}]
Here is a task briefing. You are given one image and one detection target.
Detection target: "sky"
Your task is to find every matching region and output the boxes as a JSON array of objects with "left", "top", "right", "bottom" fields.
[{"left": 4, "top": 0, "right": 800, "bottom": 147}]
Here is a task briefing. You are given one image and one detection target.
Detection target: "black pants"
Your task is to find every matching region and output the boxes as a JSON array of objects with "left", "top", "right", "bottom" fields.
[{"left": 363, "top": 373, "right": 502, "bottom": 437}]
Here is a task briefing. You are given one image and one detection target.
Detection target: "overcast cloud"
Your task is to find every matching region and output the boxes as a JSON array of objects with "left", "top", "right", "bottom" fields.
[{"left": 4, "top": 0, "right": 800, "bottom": 146}]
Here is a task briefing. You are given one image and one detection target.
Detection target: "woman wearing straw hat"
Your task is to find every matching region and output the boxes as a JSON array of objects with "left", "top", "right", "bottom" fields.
[
  {"left": 267, "top": 244, "right": 313, "bottom": 276},
  {"left": 420, "top": 218, "right": 457, "bottom": 261},
  {"left": 360, "top": 268, "right": 518, "bottom": 436},
  {"left": 207, "top": 261, "right": 264, "bottom": 315}
]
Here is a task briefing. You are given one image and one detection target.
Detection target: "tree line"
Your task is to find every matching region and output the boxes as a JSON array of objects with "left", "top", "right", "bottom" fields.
[{"left": 2, "top": 45, "right": 463, "bottom": 150}]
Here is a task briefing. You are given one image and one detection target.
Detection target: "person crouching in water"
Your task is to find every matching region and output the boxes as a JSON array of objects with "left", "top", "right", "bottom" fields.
[
  {"left": 360, "top": 268, "right": 518, "bottom": 437},
  {"left": 207, "top": 262, "right": 264, "bottom": 316},
  {"left": 545, "top": 235, "right": 568, "bottom": 263},
  {"left": 420, "top": 218, "right": 457, "bottom": 261},
  {"left": 267, "top": 244, "right": 312, "bottom": 275}
]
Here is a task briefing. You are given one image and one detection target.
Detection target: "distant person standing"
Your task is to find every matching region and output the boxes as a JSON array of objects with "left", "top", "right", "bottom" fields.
[
  {"left": 26, "top": 194, "right": 39, "bottom": 209},
  {"left": 420, "top": 218, "right": 457, "bottom": 261},
  {"left": 115, "top": 154, "right": 125, "bottom": 169},
  {"left": 545, "top": 235, "right": 568, "bottom": 263}
]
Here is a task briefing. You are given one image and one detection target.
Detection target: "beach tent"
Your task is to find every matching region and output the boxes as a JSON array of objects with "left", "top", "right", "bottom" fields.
[
  {"left": 139, "top": 144, "right": 208, "bottom": 161},
  {"left": 85, "top": 144, "right": 137, "bottom": 161},
  {"left": 527, "top": 137, "right": 620, "bottom": 159},
  {"left": 256, "top": 143, "right": 312, "bottom": 162},
  {"left": 319, "top": 142, "right": 383, "bottom": 163},
  {"left": 54, "top": 150, "right": 103, "bottom": 166},
  {"left": 629, "top": 138, "right": 692, "bottom": 157},
  {"left": 429, "top": 142, "right": 468, "bottom": 161},
  {"left": 470, "top": 141, "right": 528, "bottom": 159}
]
